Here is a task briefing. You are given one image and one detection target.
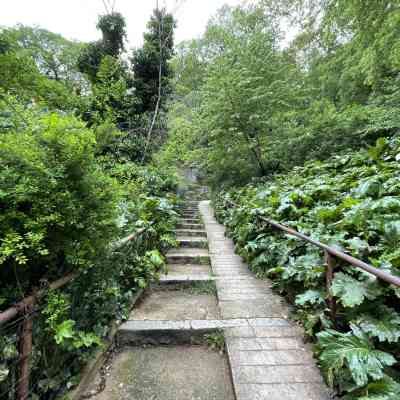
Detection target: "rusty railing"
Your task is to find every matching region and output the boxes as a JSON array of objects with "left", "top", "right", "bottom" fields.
[
  {"left": 224, "top": 199, "right": 400, "bottom": 320},
  {"left": 0, "top": 229, "right": 145, "bottom": 400}
]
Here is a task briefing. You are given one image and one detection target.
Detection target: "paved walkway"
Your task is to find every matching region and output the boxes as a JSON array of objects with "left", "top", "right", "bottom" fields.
[
  {"left": 199, "top": 201, "right": 330, "bottom": 400},
  {"left": 116, "top": 189, "right": 331, "bottom": 400}
]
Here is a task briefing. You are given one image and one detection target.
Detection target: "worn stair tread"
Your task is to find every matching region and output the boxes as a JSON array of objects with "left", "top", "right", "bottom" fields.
[
  {"left": 177, "top": 236, "right": 208, "bottom": 243},
  {"left": 178, "top": 219, "right": 202, "bottom": 223},
  {"left": 177, "top": 223, "right": 204, "bottom": 230},
  {"left": 159, "top": 274, "right": 215, "bottom": 283},
  {"left": 176, "top": 236, "right": 208, "bottom": 247},
  {"left": 165, "top": 263, "right": 212, "bottom": 275},
  {"left": 167, "top": 248, "right": 209, "bottom": 257},
  {"left": 175, "top": 229, "right": 207, "bottom": 237}
]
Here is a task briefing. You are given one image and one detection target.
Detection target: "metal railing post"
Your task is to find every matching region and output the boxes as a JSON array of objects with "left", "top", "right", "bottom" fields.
[
  {"left": 324, "top": 250, "right": 337, "bottom": 323},
  {"left": 18, "top": 309, "right": 33, "bottom": 400}
]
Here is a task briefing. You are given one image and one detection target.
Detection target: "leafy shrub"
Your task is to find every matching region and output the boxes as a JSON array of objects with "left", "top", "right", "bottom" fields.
[
  {"left": 214, "top": 136, "right": 400, "bottom": 398},
  {"left": 0, "top": 109, "right": 121, "bottom": 304},
  {"left": 0, "top": 100, "right": 179, "bottom": 397}
]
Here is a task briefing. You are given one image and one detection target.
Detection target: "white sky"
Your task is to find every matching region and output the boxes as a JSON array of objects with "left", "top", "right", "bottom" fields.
[{"left": 0, "top": 0, "right": 250, "bottom": 50}]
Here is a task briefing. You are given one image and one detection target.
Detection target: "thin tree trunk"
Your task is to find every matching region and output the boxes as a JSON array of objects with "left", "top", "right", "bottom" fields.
[{"left": 142, "top": 0, "right": 163, "bottom": 162}]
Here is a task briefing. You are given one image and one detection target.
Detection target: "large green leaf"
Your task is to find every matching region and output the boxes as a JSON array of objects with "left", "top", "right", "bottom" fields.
[
  {"left": 317, "top": 328, "right": 396, "bottom": 388},
  {"left": 54, "top": 320, "right": 76, "bottom": 344},
  {"left": 344, "top": 376, "right": 400, "bottom": 400},
  {"left": 331, "top": 272, "right": 380, "bottom": 308},
  {"left": 354, "top": 306, "right": 400, "bottom": 343},
  {"left": 295, "top": 289, "right": 325, "bottom": 306}
]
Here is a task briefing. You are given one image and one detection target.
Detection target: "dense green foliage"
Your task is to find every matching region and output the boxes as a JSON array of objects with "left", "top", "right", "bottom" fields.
[
  {"left": 161, "top": 1, "right": 400, "bottom": 187},
  {"left": 78, "top": 12, "right": 126, "bottom": 83},
  {"left": 0, "top": 90, "right": 179, "bottom": 397},
  {"left": 0, "top": 26, "right": 84, "bottom": 110},
  {"left": 0, "top": 104, "right": 119, "bottom": 298},
  {"left": 214, "top": 136, "right": 400, "bottom": 398},
  {"left": 2, "top": 1, "right": 400, "bottom": 398},
  {"left": 131, "top": 8, "right": 176, "bottom": 114},
  {"left": 0, "top": 7, "right": 179, "bottom": 398},
  {"left": 76, "top": 8, "right": 176, "bottom": 160}
]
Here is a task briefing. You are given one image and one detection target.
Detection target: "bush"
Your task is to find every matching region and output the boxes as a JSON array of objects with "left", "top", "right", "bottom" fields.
[
  {"left": 0, "top": 102, "right": 179, "bottom": 397},
  {"left": 0, "top": 109, "right": 121, "bottom": 305}
]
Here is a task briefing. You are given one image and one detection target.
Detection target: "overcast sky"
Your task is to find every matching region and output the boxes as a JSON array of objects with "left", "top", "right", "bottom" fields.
[{"left": 0, "top": 0, "right": 250, "bottom": 50}]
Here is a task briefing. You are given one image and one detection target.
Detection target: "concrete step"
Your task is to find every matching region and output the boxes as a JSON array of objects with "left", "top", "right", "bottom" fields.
[
  {"left": 177, "top": 236, "right": 208, "bottom": 248},
  {"left": 92, "top": 345, "right": 235, "bottom": 400},
  {"left": 165, "top": 263, "right": 212, "bottom": 275},
  {"left": 181, "top": 214, "right": 200, "bottom": 219},
  {"left": 118, "top": 319, "right": 247, "bottom": 346},
  {"left": 181, "top": 210, "right": 199, "bottom": 214},
  {"left": 179, "top": 217, "right": 201, "bottom": 223},
  {"left": 166, "top": 248, "right": 210, "bottom": 264},
  {"left": 159, "top": 274, "right": 215, "bottom": 284},
  {"left": 183, "top": 200, "right": 199, "bottom": 205},
  {"left": 175, "top": 229, "right": 207, "bottom": 238},
  {"left": 180, "top": 210, "right": 198, "bottom": 215},
  {"left": 177, "top": 223, "right": 204, "bottom": 230},
  {"left": 180, "top": 205, "right": 199, "bottom": 211}
]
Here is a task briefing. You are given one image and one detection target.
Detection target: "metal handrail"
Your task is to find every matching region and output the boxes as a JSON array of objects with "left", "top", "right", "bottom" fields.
[
  {"left": 0, "top": 227, "right": 147, "bottom": 400},
  {"left": 0, "top": 228, "right": 146, "bottom": 325},
  {"left": 224, "top": 199, "right": 400, "bottom": 288}
]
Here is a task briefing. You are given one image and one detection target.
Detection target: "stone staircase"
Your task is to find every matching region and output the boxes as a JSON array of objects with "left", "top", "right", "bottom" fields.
[{"left": 96, "top": 184, "right": 331, "bottom": 400}]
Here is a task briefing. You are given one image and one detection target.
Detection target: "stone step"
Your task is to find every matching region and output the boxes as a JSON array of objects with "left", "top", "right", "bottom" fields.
[
  {"left": 177, "top": 223, "right": 204, "bottom": 230},
  {"left": 181, "top": 214, "right": 199, "bottom": 219},
  {"left": 179, "top": 217, "right": 201, "bottom": 223},
  {"left": 185, "top": 197, "right": 205, "bottom": 201},
  {"left": 177, "top": 237, "right": 208, "bottom": 248},
  {"left": 180, "top": 210, "right": 198, "bottom": 215},
  {"left": 159, "top": 274, "right": 215, "bottom": 284},
  {"left": 175, "top": 229, "right": 207, "bottom": 238},
  {"left": 183, "top": 200, "right": 199, "bottom": 205},
  {"left": 180, "top": 205, "right": 199, "bottom": 210},
  {"left": 118, "top": 319, "right": 250, "bottom": 346},
  {"left": 166, "top": 248, "right": 210, "bottom": 264},
  {"left": 165, "top": 263, "right": 212, "bottom": 275}
]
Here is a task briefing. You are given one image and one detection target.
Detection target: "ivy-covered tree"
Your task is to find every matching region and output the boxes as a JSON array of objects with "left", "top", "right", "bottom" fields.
[
  {"left": 78, "top": 12, "right": 126, "bottom": 83},
  {"left": 131, "top": 8, "right": 176, "bottom": 113}
]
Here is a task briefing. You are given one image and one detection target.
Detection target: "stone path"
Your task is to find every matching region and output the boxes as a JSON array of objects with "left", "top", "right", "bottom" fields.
[
  {"left": 199, "top": 200, "right": 331, "bottom": 400},
  {"left": 114, "top": 186, "right": 331, "bottom": 400}
]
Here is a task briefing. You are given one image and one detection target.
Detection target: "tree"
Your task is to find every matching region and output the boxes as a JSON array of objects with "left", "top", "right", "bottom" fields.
[
  {"left": 87, "top": 56, "right": 136, "bottom": 126},
  {"left": 0, "top": 28, "right": 82, "bottom": 110},
  {"left": 1, "top": 26, "right": 84, "bottom": 88},
  {"left": 78, "top": 12, "right": 126, "bottom": 83},
  {"left": 131, "top": 8, "right": 176, "bottom": 113}
]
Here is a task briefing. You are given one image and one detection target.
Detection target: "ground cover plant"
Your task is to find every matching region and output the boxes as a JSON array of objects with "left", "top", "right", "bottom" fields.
[{"left": 214, "top": 136, "right": 400, "bottom": 398}]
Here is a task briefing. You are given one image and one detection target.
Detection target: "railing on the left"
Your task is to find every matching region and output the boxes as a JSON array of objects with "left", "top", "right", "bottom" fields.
[{"left": 0, "top": 229, "right": 144, "bottom": 400}]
